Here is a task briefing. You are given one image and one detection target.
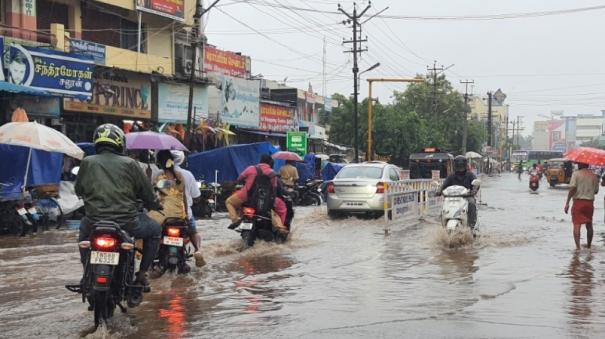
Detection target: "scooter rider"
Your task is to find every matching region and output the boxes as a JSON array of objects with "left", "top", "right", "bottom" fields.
[
  {"left": 76, "top": 124, "right": 162, "bottom": 291},
  {"left": 437, "top": 155, "right": 478, "bottom": 227}
]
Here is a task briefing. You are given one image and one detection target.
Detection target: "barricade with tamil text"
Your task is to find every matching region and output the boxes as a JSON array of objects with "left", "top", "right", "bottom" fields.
[{"left": 384, "top": 179, "right": 444, "bottom": 224}]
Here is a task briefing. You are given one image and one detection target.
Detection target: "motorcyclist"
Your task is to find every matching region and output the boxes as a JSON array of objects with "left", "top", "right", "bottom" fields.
[
  {"left": 516, "top": 161, "right": 524, "bottom": 180},
  {"left": 529, "top": 163, "right": 539, "bottom": 176},
  {"left": 75, "top": 124, "right": 162, "bottom": 291},
  {"left": 437, "top": 155, "right": 478, "bottom": 227}
]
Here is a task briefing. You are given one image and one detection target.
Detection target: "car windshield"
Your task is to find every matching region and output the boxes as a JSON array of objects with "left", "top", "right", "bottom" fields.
[{"left": 336, "top": 166, "right": 383, "bottom": 179}]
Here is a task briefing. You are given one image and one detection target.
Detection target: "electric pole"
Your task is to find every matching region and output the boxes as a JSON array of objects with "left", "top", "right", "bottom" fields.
[
  {"left": 460, "top": 79, "right": 474, "bottom": 153},
  {"left": 487, "top": 91, "right": 493, "bottom": 147},
  {"left": 186, "top": 0, "right": 221, "bottom": 141},
  {"left": 339, "top": 2, "right": 371, "bottom": 163},
  {"left": 428, "top": 61, "right": 444, "bottom": 115}
]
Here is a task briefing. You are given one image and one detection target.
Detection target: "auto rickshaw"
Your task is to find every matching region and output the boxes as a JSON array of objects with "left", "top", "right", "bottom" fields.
[{"left": 545, "top": 158, "right": 573, "bottom": 187}]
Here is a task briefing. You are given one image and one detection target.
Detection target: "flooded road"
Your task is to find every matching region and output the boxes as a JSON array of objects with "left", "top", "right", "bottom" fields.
[{"left": 3, "top": 174, "right": 605, "bottom": 338}]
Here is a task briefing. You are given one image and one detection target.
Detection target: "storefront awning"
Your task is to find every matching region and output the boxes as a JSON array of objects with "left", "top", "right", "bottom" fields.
[
  {"left": 238, "top": 129, "right": 287, "bottom": 138},
  {"left": 0, "top": 81, "right": 50, "bottom": 96}
]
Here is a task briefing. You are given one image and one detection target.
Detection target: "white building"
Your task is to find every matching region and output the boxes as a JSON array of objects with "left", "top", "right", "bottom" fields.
[
  {"left": 574, "top": 114, "right": 605, "bottom": 145},
  {"left": 532, "top": 121, "right": 549, "bottom": 150}
]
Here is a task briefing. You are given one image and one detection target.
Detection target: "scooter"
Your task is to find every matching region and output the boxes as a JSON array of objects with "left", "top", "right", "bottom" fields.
[
  {"left": 529, "top": 172, "right": 540, "bottom": 192},
  {"left": 441, "top": 179, "right": 480, "bottom": 235}
]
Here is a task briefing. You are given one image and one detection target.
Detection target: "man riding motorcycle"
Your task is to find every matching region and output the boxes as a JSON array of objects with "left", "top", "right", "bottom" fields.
[
  {"left": 437, "top": 155, "right": 478, "bottom": 228},
  {"left": 75, "top": 124, "right": 162, "bottom": 290}
]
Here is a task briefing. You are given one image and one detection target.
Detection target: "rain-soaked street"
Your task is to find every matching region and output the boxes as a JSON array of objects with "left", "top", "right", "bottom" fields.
[{"left": 2, "top": 173, "right": 605, "bottom": 338}]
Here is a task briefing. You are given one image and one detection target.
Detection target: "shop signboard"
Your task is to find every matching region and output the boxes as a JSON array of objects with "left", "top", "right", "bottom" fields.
[
  {"left": 157, "top": 83, "right": 208, "bottom": 123},
  {"left": 136, "top": 0, "right": 184, "bottom": 21},
  {"left": 8, "top": 44, "right": 94, "bottom": 99},
  {"left": 70, "top": 39, "right": 106, "bottom": 65},
  {"left": 259, "top": 102, "right": 295, "bottom": 132},
  {"left": 63, "top": 72, "right": 151, "bottom": 119},
  {"left": 18, "top": 96, "right": 61, "bottom": 117},
  {"left": 287, "top": 131, "right": 307, "bottom": 157},
  {"left": 204, "top": 46, "right": 250, "bottom": 78},
  {"left": 215, "top": 75, "right": 260, "bottom": 128}
]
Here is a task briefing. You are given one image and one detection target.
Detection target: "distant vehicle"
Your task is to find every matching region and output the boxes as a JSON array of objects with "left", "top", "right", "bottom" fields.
[
  {"left": 544, "top": 158, "right": 573, "bottom": 187},
  {"left": 326, "top": 161, "right": 401, "bottom": 218},
  {"left": 329, "top": 154, "right": 349, "bottom": 163},
  {"left": 511, "top": 150, "right": 563, "bottom": 170},
  {"left": 409, "top": 148, "right": 454, "bottom": 179}
]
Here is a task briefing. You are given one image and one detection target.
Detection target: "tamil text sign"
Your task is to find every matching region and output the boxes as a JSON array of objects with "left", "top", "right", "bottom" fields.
[
  {"left": 259, "top": 102, "right": 295, "bottom": 132},
  {"left": 287, "top": 131, "right": 307, "bottom": 156},
  {"left": 136, "top": 0, "right": 184, "bottom": 21},
  {"left": 63, "top": 72, "right": 151, "bottom": 119},
  {"left": 158, "top": 83, "right": 208, "bottom": 123},
  {"left": 8, "top": 44, "right": 94, "bottom": 98},
  {"left": 204, "top": 46, "right": 250, "bottom": 78},
  {"left": 70, "top": 39, "right": 106, "bottom": 65}
]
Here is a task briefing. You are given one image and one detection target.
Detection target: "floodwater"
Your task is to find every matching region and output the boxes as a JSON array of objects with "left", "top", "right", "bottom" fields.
[{"left": 2, "top": 174, "right": 605, "bottom": 338}]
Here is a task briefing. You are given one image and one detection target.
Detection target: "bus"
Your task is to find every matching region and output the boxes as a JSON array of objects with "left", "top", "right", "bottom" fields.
[{"left": 511, "top": 150, "right": 563, "bottom": 169}]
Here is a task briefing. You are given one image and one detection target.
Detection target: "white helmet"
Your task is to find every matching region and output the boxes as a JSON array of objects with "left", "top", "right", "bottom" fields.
[{"left": 170, "top": 150, "right": 185, "bottom": 166}]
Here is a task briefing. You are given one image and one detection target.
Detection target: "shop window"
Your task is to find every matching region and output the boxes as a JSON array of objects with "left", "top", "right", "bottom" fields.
[
  {"left": 36, "top": 0, "right": 69, "bottom": 44},
  {"left": 82, "top": 6, "right": 146, "bottom": 53}
]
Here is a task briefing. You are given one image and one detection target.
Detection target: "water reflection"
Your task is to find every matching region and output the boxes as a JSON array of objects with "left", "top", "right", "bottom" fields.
[
  {"left": 567, "top": 252, "right": 594, "bottom": 327},
  {"left": 158, "top": 293, "right": 186, "bottom": 339}
]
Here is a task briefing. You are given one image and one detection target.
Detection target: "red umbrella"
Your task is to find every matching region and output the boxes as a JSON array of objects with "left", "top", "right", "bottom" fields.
[
  {"left": 565, "top": 147, "right": 605, "bottom": 166},
  {"left": 272, "top": 151, "right": 303, "bottom": 162}
]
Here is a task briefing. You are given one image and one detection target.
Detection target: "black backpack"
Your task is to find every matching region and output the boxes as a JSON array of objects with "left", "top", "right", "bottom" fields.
[{"left": 248, "top": 166, "right": 276, "bottom": 214}]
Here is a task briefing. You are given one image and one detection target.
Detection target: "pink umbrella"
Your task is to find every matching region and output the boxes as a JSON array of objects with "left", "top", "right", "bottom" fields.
[
  {"left": 272, "top": 151, "right": 303, "bottom": 161},
  {"left": 125, "top": 131, "right": 188, "bottom": 151}
]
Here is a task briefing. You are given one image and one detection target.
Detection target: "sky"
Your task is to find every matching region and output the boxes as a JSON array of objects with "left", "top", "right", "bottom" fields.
[{"left": 204, "top": 0, "right": 605, "bottom": 136}]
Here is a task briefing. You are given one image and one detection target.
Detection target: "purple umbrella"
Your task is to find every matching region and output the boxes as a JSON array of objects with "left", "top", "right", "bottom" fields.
[{"left": 125, "top": 131, "right": 188, "bottom": 151}]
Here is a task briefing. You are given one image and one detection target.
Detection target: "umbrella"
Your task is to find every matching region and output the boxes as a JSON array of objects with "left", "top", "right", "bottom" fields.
[
  {"left": 565, "top": 147, "right": 605, "bottom": 166},
  {"left": 272, "top": 151, "right": 303, "bottom": 161},
  {"left": 125, "top": 131, "right": 188, "bottom": 151},
  {"left": 0, "top": 121, "right": 84, "bottom": 192},
  {"left": 465, "top": 151, "right": 482, "bottom": 159}
]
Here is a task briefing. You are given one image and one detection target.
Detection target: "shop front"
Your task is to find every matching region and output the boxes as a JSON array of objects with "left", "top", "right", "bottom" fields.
[{"left": 62, "top": 70, "right": 152, "bottom": 142}]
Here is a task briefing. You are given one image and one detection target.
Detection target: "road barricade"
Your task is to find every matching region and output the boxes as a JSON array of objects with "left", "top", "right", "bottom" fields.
[{"left": 384, "top": 179, "right": 443, "bottom": 224}]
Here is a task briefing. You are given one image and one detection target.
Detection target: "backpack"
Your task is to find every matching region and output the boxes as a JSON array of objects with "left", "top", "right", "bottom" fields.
[{"left": 248, "top": 166, "right": 276, "bottom": 214}]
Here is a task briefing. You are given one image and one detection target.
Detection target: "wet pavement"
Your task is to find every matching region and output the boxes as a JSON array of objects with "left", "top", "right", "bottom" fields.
[{"left": 2, "top": 173, "right": 605, "bottom": 338}]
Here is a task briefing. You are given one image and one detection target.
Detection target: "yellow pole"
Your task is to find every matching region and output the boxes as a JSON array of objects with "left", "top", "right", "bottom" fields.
[{"left": 367, "top": 80, "right": 373, "bottom": 161}]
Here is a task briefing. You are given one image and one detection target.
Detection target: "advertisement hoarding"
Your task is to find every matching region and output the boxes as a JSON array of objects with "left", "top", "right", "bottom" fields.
[
  {"left": 215, "top": 75, "right": 260, "bottom": 128},
  {"left": 204, "top": 46, "right": 250, "bottom": 78},
  {"left": 136, "top": 0, "right": 184, "bottom": 21},
  {"left": 157, "top": 83, "right": 208, "bottom": 123},
  {"left": 69, "top": 39, "right": 106, "bottom": 65},
  {"left": 259, "top": 102, "right": 295, "bottom": 132},
  {"left": 8, "top": 44, "right": 94, "bottom": 99},
  {"left": 287, "top": 131, "right": 308, "bottom": 156}
]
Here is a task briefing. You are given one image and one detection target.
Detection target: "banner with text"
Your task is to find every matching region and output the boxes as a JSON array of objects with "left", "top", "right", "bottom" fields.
[
  {"left": 204, "top": 46, "right": 250, "bottom": 78},
  {"left": 136, "top": 0, "right": 184, "bottom": 21},
  {"left": 70, "top": 39, "right": 106, "bottom": 65},
  {"left": 158, "top": 83, "right": 208, "bottom": 123},
  {"left": 216, "top": 75, "right": 260, "bottom": 128},
  {"left": 259, "top": 102, "right": 295, "bottom": 132}
]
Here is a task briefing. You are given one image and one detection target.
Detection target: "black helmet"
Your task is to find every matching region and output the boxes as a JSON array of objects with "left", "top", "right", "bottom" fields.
[
  {"left": 93, "top": 123, "right": 125, "bottom": 153},
  {"left": 454, "top": 155, "right": 467, "bottom": 173}
]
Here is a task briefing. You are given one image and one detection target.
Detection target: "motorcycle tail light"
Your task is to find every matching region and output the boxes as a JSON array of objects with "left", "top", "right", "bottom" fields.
[
  {"left": 96, "top": 276, "right": 108, "bottom": 284},
  {"left": 243, "top": 207, "right": 256, "bottom": 217},
  {"left": 78, "top": 240, "right": 91, "bottom": 249},
  {"left": 167, "top": 227, "right": 181, "bottom": 237},
  {"left": 376, "top": 182, "right": 386, "bottom": 194},
  {"left": 94, "top": 236, "right": 117, "bottom": 249},
  {"left": 327, "top": 183, "right": 335, "bottom": 194}
]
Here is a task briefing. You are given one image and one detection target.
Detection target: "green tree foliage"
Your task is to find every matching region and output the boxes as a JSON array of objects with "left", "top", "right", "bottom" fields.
[{"left": 327, "top": 74, "right": 486, "bottom": 166}]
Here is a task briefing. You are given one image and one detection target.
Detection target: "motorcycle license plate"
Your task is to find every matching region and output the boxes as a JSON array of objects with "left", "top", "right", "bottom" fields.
[
  {"left": 17, "top": 208, "right": 27, "bottom": 215},
  {"left": 28, "top": 208, "right": 37, "bottom": 214},
  {"left": 163, "top": 236, "right": 183, "bottom": 247},
  {"left": 240, "top": 222, "right": 253, "bottom": 231},
  {"left": 90, "top": 251, "right": 120, "bottom": 266}
]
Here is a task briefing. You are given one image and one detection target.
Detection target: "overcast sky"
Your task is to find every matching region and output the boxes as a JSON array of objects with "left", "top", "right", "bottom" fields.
[{"left": 205, "top": 0, "right": 605, "bottom": 135}]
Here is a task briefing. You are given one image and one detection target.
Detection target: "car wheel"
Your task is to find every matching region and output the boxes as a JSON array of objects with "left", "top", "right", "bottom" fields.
[{"left": 328, "top": 210, "right": 342, "bottom": 219}]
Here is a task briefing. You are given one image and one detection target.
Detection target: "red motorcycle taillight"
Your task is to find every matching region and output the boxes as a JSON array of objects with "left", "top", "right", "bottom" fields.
[
  {"left": 243, "top": 207, "right": 256, "bottom": 217},
  {"left": 94, "top": 236, "right": 117, "bottom": 249},
  {"left": 327, "top": 183, "right": 335, "bottom": 194},
  {"left": 166, "top": 227, "right": 181, "bottom": 237},
  {"left": 96, "top": 276, "right": 108, "bottom": 284}
]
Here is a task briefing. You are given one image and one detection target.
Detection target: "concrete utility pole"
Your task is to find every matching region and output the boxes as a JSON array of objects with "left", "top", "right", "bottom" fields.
[
  {"left": 487, "top": 91, "right": 493, "bottom": 147},
  {"left": 428, "top": 61, "right": 444, "bottom": 115},
  {"left": 339, "top": 2, "right": 371, "bottom": 163},
  {"left": 186, "top": 0, "right": 221, "bottom": 140},
  {"left": 460, "top": 79, "right": 474, "bottom": 153}
]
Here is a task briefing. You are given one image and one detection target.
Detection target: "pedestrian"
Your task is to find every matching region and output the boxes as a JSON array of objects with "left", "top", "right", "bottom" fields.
[{"left": 564, "top": 162, "right": 599, "bottom": 250}]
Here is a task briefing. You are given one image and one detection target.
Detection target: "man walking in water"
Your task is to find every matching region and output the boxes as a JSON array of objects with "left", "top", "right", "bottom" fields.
[{"left": 564, "top": 162, "right": 599, "bottom": 250}]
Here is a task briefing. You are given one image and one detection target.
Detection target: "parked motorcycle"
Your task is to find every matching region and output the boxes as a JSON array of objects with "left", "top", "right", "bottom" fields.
[
  {"left": 154, "top": 217, "right": 191, "bottom": 274},
  {"left": 65, "top": 221, "right": 143, "bottom": 328},
  {"left": 441, "top": 179, "right": 480, "bottom": 235},
  {"left": 529, "top": 171, "right": 540, "bottom": 192},
  {"left": 291, "top": 179, "right": 323, "bottom": 206}
]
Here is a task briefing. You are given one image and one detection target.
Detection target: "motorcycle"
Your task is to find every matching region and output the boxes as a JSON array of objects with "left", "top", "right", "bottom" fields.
[
  {"left": 291, "top": 179, "right": 323, "bottom": 206},
  {"left": 529, "top": 171, "right": 540, "bottom": 192},
  {"left": 65, "top": 220, "right": 143, "bottom": 328},
  {"left": 231, "top": 203, "right": 288, "bottom": 248},
  {"left": 193, "top": 179, "right": 215, "bottom": 218},
  {"left": 154, "top": 217, "right": 191, "bottom": 274},
  {"left": 441, "top": 179, "right": 480, "bottom": 235}
]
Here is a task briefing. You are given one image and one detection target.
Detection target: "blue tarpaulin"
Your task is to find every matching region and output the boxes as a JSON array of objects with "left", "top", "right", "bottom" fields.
[
  {"left": 77, "top": 142, "right": 96, "bottom": 156},
  {"left": 295, "top": 153, "right": 317, "bottom": 184},
  {"left": 0, "top": 145, "right": 63, "bottom": 199},
  {"left": 321, "top": 162, "right": 345, "bottom": 181},
  {"left": 186, "top": 142, "right": 279, "bottom": 182}
]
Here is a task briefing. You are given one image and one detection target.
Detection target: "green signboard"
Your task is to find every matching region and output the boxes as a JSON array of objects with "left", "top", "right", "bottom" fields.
[{"left": 287, "top": 131, "right": 308, "bottom": 156}]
